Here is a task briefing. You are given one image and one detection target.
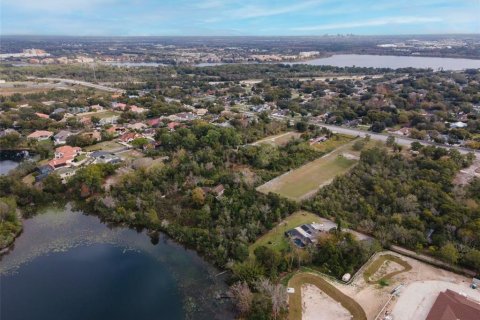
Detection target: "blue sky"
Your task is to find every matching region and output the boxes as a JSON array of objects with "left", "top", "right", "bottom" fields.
[{"left": 1, "top": 0, "right": 479, "bottom": 36}]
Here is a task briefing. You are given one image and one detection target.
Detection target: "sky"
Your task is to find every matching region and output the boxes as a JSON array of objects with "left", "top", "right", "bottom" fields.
[{"left": 1, "top": 0, "right": 479, "bottom": 36}]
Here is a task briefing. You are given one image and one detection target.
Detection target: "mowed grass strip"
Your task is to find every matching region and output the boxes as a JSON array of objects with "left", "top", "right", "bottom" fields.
[
  {"left": 251, "top": 131, "right": 302, "bottom": 147},
  {"left": 363, "top": 254, "right": 412, "bottom": 284},
  {"left": 256, "top": 139, "right": 358, "bottom": 201},
  {"left": 84, "top": 140, "right": 124, "bottom": 152},
  {"left": 249, "top": 211, "right": 322, "bottom": 255},
  {"left": 288, "top": 272, "right": 367, "bottom": 320},
  {"left": 311, "top": 134, "right": 355, "bottom": 153}
]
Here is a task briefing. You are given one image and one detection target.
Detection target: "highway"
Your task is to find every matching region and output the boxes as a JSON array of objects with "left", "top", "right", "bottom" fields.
[
  {"left": 314, "top": 123, "right": 480, "bottom": 156},
  {"left": 31, "top": 77, "right": 126, "bottom": 93}
]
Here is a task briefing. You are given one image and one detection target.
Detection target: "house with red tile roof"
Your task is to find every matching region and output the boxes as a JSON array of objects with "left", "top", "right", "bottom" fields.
[
  {"left": 167, "top": 122, "right": 181, "bottom": 131},
  {"left": 48, "top": 146, "right": 81, "bottom": 169},
  {"left": 147, "top": 118, "right": 162, "bottom": 127},
  {"left": 27, "top": 130, "right": 53, "bottom": 140},
  {"left": 119, "top": 132, "right": 141, "bottom": 143},
  {"left": 128, "top": 105, "right": 146, "bottom": 113},
  {"left": 35, "top": 112, "right": 50, "bottom": 119}
]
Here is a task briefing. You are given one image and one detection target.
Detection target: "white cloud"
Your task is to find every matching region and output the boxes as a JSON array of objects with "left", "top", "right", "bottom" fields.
[
  {"left": 230, "top": 0, "right": 324, "bottom": 19},
  {"left": 293, "top": 16, "right": 443, "bottom": 31}
]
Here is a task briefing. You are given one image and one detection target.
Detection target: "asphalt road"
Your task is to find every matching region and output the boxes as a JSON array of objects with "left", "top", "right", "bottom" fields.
[
  {"left": 33, "top": 77, "right": 125, "bottom": 93},
  {"left": 314, "top": 123, "right": 480, "bottom": 156}
]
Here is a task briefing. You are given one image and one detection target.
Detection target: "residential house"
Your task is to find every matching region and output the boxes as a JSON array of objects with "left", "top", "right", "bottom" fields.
[
  {"left": 90, "top": 151, "right": 121, "bottom": 164},
  {"left": 450, "top": 121, "right": 468, "bottom": 129},
  {"left": 48, "top": 145, "right": 81, "bottom": 169},
  {"left": 54, "top": 130, "right": 73, "bottom": 145},
  {"left": 128, "top": 105, "right": 147, "bottom": 113},
  {"left": 147, "top": 118, "right": 162, "bottom": 128},
  {"left": 98, "top": 115, "right": 119, "bottom": 125},
  {"left": 119, "top": 132, "right": 141, "bottom": 143},
  {"left": 27, "top": 130, "right": 53, "bottom": 141},
  {"left": 128, "top": 122, "right": 148, "bottom": 131},
  {"left": 285, "top": 223, "right": 323, "bottom": 247},
  {"left": 89, "top": 104, "right": 104, "bottom": 111},
  {"left": 167, "top": 122, "right": 181, "bottom": 131},
  {"left": 35, "top": 112, "right": 50, "bottom": 119},
  {"left": 194, "top": 108, "right": 208, "bottom": 116},
  {"left": 112, "top": 102, "right": 127, "bottom": 110}
]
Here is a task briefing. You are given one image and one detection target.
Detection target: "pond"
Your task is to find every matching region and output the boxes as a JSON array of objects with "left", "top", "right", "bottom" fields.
[{"left": 0, "top": 205, "right": 233, "bottom": 320}]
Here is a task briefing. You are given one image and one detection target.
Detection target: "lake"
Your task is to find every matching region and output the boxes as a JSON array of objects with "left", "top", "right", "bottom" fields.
[
  {"left": 0, "top": 160, "right": 20, "bottom": 175},
  {"left": 197, "top": 54, "right": 480, "bottom": 70},
  {"left": 0, "top": 205, "right": 233, "bottom": 320},
  {"left": 0, "top": 150, "right": 32, "bottom": 175},
  {"left": 291, "top": 54, "right": 480, "bottom": 70}
]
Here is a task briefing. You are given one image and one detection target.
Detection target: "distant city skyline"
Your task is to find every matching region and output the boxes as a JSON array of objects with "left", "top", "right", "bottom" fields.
[{"left": 1, "top": 0, "right": 479, "bottom": 36}]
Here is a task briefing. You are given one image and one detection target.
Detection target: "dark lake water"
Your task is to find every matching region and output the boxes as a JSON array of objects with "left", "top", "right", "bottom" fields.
[
  {"left": 0, "top": 206, "right": 233, "bottom": 320},
  {"left": 0, "top": 160, "right": 19, "bottom": 175}
]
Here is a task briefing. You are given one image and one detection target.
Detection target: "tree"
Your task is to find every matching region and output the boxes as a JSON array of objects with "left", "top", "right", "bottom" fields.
[
  {"left": 411, "top": 141, "right": 423, "bottom": 151},
  {"left": 386, "top": 135, "right": 395, "bottom": 148},
  {"left": 191, "top": 187, "right": 205, "bottom": 207},
  {"left": 42, "top": 173, "right": 63, "bottom": 194},
  {"left": 295, "top": 121, "right": 308, "bottom": 132},
  {"left": 438, "top": 242, "right": 459, "bottom": 264},
  {"left": 229, "top": 282, "right": 253, "bottom": 315},
  {"left": 255, "top": 278, "right": 288, "bottom": 320},
  {"left": 371, "top": 122, "right": 386, "bottom": 133}
]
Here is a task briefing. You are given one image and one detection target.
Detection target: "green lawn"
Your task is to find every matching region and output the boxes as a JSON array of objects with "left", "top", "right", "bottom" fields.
[
  {"left": 311, "top": 134, "right": 355, "bottom": 153},
  {"left": 288, "top": 272, "right": 367, "bottom": 320},
  {"left": 84, "top": 140, "right": 124, "bottom": 152},
  {"left": 252, "top": 131, "right": 302, "bottom": 147},
  {"left": 249, "top": 211, "right": 322, "bottom": 255},
  {"left": 257, "top": 139, "right": 359, "bottom": 201}
]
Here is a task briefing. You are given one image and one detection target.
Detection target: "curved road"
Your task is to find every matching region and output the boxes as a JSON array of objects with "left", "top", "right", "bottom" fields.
[
  {"left": 30, "top": 77, "right": 125, "bottom": 93},
  {"left": 314, "top": 123, "right": 480, "bottom": 156}
]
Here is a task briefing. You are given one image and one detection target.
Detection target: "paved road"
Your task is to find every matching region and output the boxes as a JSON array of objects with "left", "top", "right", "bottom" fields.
[
  {"left": 31, "top": 77, "right": 125, "bottom": 93},
  {"left": 314, "top": 123, "right": 480, "bottom": 156}
]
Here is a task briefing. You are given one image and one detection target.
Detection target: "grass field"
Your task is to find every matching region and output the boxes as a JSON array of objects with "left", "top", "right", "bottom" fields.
[
  {"left": 288, "top": 272, "right": 367, "bottom": 320},
  {"left": 256, "top": 139, "right": 359, "bottom": 201},
  {"left": 249, "top": 211, "right": 322, "bottom": 255},
  {"left": 251, "top": 131, "right": 302, "bottom": 147},
  {"left": 363, "top": 254, "right": 412, "bottom": 284},
  {"left": 84, "top": 140, "right": 124, "bottom": 152},
  {"left": 311, "top": 134, "right": 355, "bottom": 153}
]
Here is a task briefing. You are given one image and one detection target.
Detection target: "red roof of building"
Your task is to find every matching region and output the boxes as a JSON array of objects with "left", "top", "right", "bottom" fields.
[
  {"left": 426, "top": 290, "right": 480, "bottom": 320},
  {"left": 27, "top": 130, "right": 53, "bottom": 138},
  {"left": 167, "top": 122, "right": 181, "bottom": 130},
  {"left": 35, "top": 112, "right": 50, "bottom": 119}
]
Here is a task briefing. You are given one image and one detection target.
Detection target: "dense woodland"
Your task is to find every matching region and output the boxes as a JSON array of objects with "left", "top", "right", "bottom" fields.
[{"left": 307, "top": 145, "right": 480, "bottom": 271}]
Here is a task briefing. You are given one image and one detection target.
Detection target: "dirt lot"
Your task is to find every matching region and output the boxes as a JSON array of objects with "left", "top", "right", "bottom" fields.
[
  {"left": 294, "top": 251, "right": 479, "bottom": 320},
  {"left": 302, "top": 284, "right": 351, "bottom": 320},
  {"left": 390, "top": 280, "right": 480, "bottom": 320}
]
